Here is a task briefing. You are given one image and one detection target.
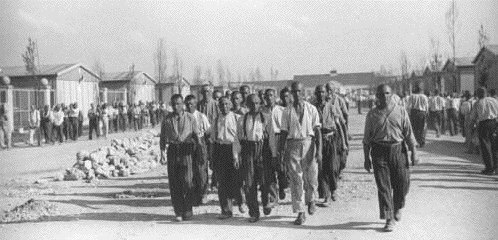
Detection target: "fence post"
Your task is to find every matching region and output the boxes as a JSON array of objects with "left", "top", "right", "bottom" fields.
[
  {"left": 102, "top": 87, "right": 108, "bottom": 103},
  {"left": 44, "top": 85, "right": 51, "bottom": 107}
]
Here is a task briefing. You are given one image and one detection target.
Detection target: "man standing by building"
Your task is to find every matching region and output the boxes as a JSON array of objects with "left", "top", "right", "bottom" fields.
[
  {"left": 460, "top": 91, "right": 476, "bottom": 154},
  {"left": 212, "top": 96, "right": 244, "bottom": 219},
  {"left": 40, "top": 105, "right": 54, "bottom": 145},
  {"left": 447, "top": 92, "right": 461, "bottom": 136},
  {"left": 234, "top": 94, "right": 276, "bottom": 222},
  {"left": 363, "top": 84, "right": 417, "bottom": 232},
  {"left": 160, "top": 94, "right": 200, "bottom": 222},
  {"left": 69, "top": 103, "right": 80, "bottom": 141},
  {"left": 0, "top": 104, "right": 12, "bottom": 149},
  {"left": 471, "top": 87, "right": 498, "bottom": 175},
  {"left": 185, "top": 95, "right": 211, "bottom": 205},
  {"left": 28, "top": 105, "right": 41, "bottom": 146},
  {"left": 87, "top": 104, "right": 100, "bottom": 140},
  {"left": 407, "top": 83, "right": 429, "bottom": 147},
  {"left": 312, "top": 85, "right": 345, "bottom": 205},
  {"left": 279, "top": 82, "right": 322, "bottom": 225},
  {"left": 429, "top": 89, "right": 445, "bottom": 138}
]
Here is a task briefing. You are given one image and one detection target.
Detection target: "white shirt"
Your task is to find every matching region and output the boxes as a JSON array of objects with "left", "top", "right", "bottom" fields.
[
  {"left": 263, "top": 105, "right": 285, "bottom": 134},
  {"left": 234, "top": 112, "right": 277, "bottom": 160},
  {"left": 193, "top": 110, "right": 211, "bottom": 138},
  {"left": 408, "top": 94, "right": 429, "bottom": 112},
  {"left": 449, "top": 98, "right": 461, "bottom": 110},
  {"left": 53, "top": 110, "right": 64, "bottom": 126},
  {"left": 429, "top": 96, "right": 446, "bottom": 111},
  {"left": 281, "top": 101, "right": 321, "bottom": 139},
  {"left": 29, "top": 110, "right": 40, "bottom": 127},
  {"left": 211, "top": 112, "right": 240, "bottom": 144},
  {"left": 471, "top": 97, "right": 498, "bottom": 123}
]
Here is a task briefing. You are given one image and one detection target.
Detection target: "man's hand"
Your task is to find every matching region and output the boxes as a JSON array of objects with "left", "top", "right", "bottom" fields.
[
  {"left": 160, "top": 151, "right": 166, "bottom": 164},
  {"left": 411, "top": 151, "right": 419, "bottom": 166},
  {"left": 234, "top": 156, "right": 240, "bottom": 169},
  {"left": 364, "top": 157, "right": 372, "bottom": 173}
]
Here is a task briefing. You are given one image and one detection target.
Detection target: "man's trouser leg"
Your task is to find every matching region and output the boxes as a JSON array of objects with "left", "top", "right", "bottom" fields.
[
  {"left": 448, "top": 109, "right": 457, "bottom": 136},
  {"left": 167, "top": 144, "right": 194, "bottom": 217},
  {"left": 214, "top": 143, "right": 235, "bottom": 215},
  {"left": 194, "top": 139, "right": 209, "bottom": 204},
  {"left": 88, "top": 120, "right": 97, "bottom": 140},
  {"left": 371, "top": 143, "right": 410, "bottom": 220},
  {"left": 0, "top": 127, "right": 5, "bottom": 148},
  {"left": 262, "top": 139, "right": 277, "bottom": 207},
  {"left": 410, "top": 109, "right": 426, "bottom": 146},
  {"left": 478, "top": 120, "right": 498, "bottom": 171},
  {"left": 241, "top": 141, "right": 263, "bottom": 218},
  {"left": 286, "top": 138, "right": 318, "bottom": 213},
  {"left": 55, "top": 125, "right": 63, "bottom": 143},
  {"left": 29, "top": 128, "right": 35, "bottom": 145}
]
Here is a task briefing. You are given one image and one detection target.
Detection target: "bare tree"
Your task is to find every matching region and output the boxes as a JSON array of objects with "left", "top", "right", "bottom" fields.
[
  {"left": 430, "top": 36, "right": 444, "bottom": 91},
  {"left": 270, "top": 67, "right": 279, "bottom": 81},
  {"left": 92, "top": 58, "right": 105, "bottom": 103},
  {"left": 400, "top": 51, "right": 411, "bottom": 92},
  {"left": 216, "top": 59, "right": 225, "bottom": 86},
  {"left": 22, "top": 37, "right": 41, "bottom": 106},
  {"left": 254, "top": 67, "right": 263, "bottom": 81},
  {"left": 445, "top": 0, "right": 459, "bottom": 63},
  {"left": 128, "top": 63, "right": 136, "bottom": 104},
  {"left": 237, "top": 72, "right": 242, "bottom": 83},
  {"left": 192, "top": 65, "right": 202, "bottom": 85},
  {"left": 153, "top": 38, "right": 168, "bottom": 84},
  {"left": 204, "top": 67, "right": 214, "bottom": 85},
  {"left": 478, "top": 23, "right": 490, "bottom": 49},
  {"left": 226, "top": 66, "right": 233, "bottom": 88},
  {"left": 172, "top": 49, "right": 183, "bottom": 93}
]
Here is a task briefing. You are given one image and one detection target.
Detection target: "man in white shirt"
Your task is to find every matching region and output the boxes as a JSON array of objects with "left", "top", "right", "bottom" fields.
[
  {"left": 234, "top": 94, "right": 276, "bottom": 223},
  {"left": 429, "top": 89, "right": 445, "bottom": 138},
  {"left": 185, "top": 95, "right": 211, "bottom": 205},
  {"left": 460, "top": 91, "right": 476, "bottom": 153},
  {"left": 212, "top": 96, "right": 244, "bottom": 220},
  {"left": 40, "top": 105, "right": 54, "bottom": 144},
  {"left": 447, "top": 92, "right": 461, "bottom": 136},
  {"left": 471, "top": 87, "right": 498, "bottom": 175},
  {"left": 52, "top": 105, "right": 65, "bottom": 143},
  {"left": 69, "top": 103, "right": 80, "bottom": 141},
  {"left": 279, "top": 82, "right": 322, "bottom": 225},
  {"left": 407, "top": 83, "right": 429, "bottom": 147},
  {"left": 28, "top": 105, "right": 41, "bottom": 146}
]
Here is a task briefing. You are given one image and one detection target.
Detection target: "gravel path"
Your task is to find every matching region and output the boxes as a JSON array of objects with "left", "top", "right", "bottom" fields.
[{"left": 0, "top": 110, "right": 497, "bottom": 240}]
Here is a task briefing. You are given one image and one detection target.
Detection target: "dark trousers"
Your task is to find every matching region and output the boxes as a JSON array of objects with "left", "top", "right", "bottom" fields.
[
  {"left": 430, "top": 110, "right": 443, "bottom": 136},
  {"left": 478, "top": 120, "right": 498, "bottom": 171},
  {"left": 447, "top": 109, "right": 459, "bottom": 136},
  {"left": 78, "top": 120, "right": 83, "bottom": 137},
  {"left": 318, "top": 134, "right": 340, "bottom": 199},
  {"left": 214, "top": 143, "right": 243, "bottom": 215},
  {"left": 119, "top": 114, "right": 127, "bottom": 132},
  {"left": 193, "top": 138, "right": 209, "bottom": 204},
  {"left": 133, "top": 117, "right": 139, "bottom": 131},
  {"left": 410, "top": 109, "right": 426, "bottom": 146},
  {"left": 62, "top": 119, "right": 69, "bottom": 141},
  {"left": 357, "top": 100, "right": 362, "bottom": 114},
  {"left": 167, "top": 143, "right": 194, "bottom": 217},
  {"left": 371, "top": 142, "right": 410, "bottom": 220},
  {"left": 88, "top": 119, "right": 99, "bottom": 140},
  {"left": 53, "top": 125, "right": 64, "bottom": 143},
  {"left": 113, "top": 118, "right": 118, "bottom": 132},
  {"left": 40, "top": 121, "right": 53, "bottom": 143},
  {"left": 241, "top": 140, "right": 274, "bottom": 218},
  {"left": 69, "top": 117, "right": 79, "bottom": 141},
  {"left": 275, "top": 134, "right": 289, "bottom": 193}
]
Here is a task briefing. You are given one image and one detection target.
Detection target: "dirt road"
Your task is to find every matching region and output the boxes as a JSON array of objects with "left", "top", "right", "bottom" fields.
[{"left": 0, "top": 110, "right": 497, "bottom": 240}]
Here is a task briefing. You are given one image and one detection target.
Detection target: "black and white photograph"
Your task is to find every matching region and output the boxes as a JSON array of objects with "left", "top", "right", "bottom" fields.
[{"left": 0, "top": 0, "right": 497, "bottom": 239}]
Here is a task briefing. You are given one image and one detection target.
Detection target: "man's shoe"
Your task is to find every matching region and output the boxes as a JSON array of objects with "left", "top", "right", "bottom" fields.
[
  {"left": 331, "top": 192, "right": 337, "bottom": 202},
  {"left": 383, "top": 219, "right": 395, "bottom": 232},
  {"left": 182, "top": 211, "right": 193, "bottom": 221},
  {"left": 321, "top": 198, "right": 331, "bottom": 207},
  {"left": 174, "top": 216, "right": 183, "bottom": 222},
  {"left": 248, "top": 216, "right": 259, "bottom": 223},
  {"left": 481, "top": 169, "right": 494, "bottom": 175},
  {"left": 308, "top": 201, "right": 316, "bottom": 215},
  {"left": 218, "top": 213, "right": 232, "bottom": 220},
  {"left": 394, "top": 209, "right": 402, "bottom": 221},
  {"left": 263, "top": 207, "right": 272, "bottom": 216},
  {"left": 279, "top": 189, "right": 286, "bottom": 200},
  {"left": 293, "top": 212, "right": 306, "bottom": 225},
  {"left": 238, "top": 204, "right": 247, "bottom": 214}
]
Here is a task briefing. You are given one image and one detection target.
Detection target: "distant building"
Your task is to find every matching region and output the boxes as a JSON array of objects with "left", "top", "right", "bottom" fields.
[
  {"left": 0, "top": 63, "right": 99, "bottom": 129},
  {"left": 473, "top": 44, "right": 498, "bottom": 92},
  {"left": 293, "top": 70, "right": 375, "bottom": 96},
  {"left": 442, "top": 57, "right": 475, "bottom": 94},
  {"left": 155, "top": 76, "right": 190, "bottom": 104},
  {"left": 100, "top": 71, "right": 156, "bottom": 105}
]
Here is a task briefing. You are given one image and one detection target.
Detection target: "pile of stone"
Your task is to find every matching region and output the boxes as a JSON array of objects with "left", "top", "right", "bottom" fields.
[
  {"left": 0, "top": 199, "right": 59, "bottom": 223},
  {"left": 63, "top": 132, "right": 162, "bottom": 181}
]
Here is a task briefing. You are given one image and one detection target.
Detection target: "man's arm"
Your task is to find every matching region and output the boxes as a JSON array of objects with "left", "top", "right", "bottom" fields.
[
  {"left": 314, "top": 126, "right": 322, "bottom": 163},
  {"left": 363, "top": 143, "right": 372, "bottom": 172}
]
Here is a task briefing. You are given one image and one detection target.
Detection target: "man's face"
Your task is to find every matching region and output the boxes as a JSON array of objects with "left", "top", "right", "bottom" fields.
[
  {"left": 240, "top": 87, "right": 249, "bottom": 98},
  {"left": 202, "top": 87, "right": 210, "bottom": 98},
  {"left": 248, "top": 95, "right": 262, "bottom": 113},
  {"left": 377, "top": 86, "right": 392, "bottom": 106},
  {"left": 291, "top": 84, "right": 304, "bottom": 103},
  {"left": 282, "top": 91, "right": 292, "bottom": 105},
  {"left": 231, "top": 93, "right": 242, "bottom": 108},
  {"left": 315, "top": 87, "right": 326, "bottom": 101},
  {"left": 219, "top": 98, "right": 231, "bottom": 115},
  {"left": 185, "top": 98, "right": 197, "bottom": 113},
  {"left": 171, "top": 98, "right": 184, "bottom": 113},
  {"left": 213, "top": 91, "right": 222, "bottom": 101},
  {"left": 265, "top": 90, "right": 275, "bottom": 106}
]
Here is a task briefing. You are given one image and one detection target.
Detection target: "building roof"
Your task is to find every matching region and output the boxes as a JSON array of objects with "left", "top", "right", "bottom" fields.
[
  {"left": 102, "top": 71, "right": 157, "bottom": 83},
  {"left": 0, "top": 63, "right": 79, "bottom": 77},
  {"left": 442, "top": 57, "right": 474, "bottom": 70},
  {"left": 473, "top": 44, "right": 498, "bottom": 63},
  {"left": 293, "top": 72, "right": 376, "bottom": 87}
]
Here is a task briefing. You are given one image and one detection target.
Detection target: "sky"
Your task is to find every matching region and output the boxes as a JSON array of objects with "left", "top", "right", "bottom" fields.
[{"left": 1, "top": 0, "right": 497, "bottom": 83}]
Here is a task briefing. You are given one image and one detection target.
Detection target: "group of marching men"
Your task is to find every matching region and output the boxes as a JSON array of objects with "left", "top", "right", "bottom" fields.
[{"left": 159, "top": 82, "right": 350, "bottom": 225}]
